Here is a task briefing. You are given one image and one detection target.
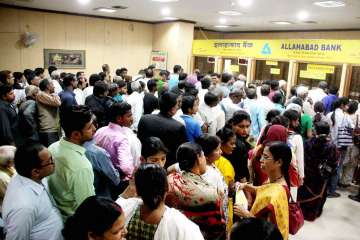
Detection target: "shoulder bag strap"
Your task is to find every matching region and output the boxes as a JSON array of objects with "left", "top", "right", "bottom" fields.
[{"left": 298, "top": 179, "right": 328, "bottom": 204}]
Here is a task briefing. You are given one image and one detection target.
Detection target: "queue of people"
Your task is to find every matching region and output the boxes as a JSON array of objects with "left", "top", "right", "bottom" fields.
[{"left": 0, "top": 65, "right": 359, "bottom": 240}]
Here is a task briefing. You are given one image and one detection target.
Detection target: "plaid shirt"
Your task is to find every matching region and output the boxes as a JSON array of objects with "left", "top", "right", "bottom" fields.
[{"left": 127, "top": 207, "right": 158, "bottom": 240}]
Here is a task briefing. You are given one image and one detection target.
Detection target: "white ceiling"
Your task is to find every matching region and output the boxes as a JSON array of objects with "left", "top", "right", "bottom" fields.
[{"left": 1, "top": 0, "right": 360, "bottom": 31}]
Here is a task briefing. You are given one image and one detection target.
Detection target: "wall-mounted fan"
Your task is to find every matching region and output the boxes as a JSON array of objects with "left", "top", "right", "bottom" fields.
[{"left": 21, "top": 32, "right": 38, "bottom": 47}]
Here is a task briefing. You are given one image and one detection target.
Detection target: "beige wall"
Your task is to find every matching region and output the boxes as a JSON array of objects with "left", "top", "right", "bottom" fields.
[
  {"left": 153, "top": 22, "right": 195, "bottom": 72},
  {"left": 194, "top": 29, "right": 360, "bottom": 40},
  {"left": 0, "top": 7, "right": 153, "bottom": 76}
]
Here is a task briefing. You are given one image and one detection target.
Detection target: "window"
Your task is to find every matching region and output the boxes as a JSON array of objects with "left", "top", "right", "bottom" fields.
[
  {"left": 222, "top": 58, "right": 247, "bottom": 76},
  {"left": 255, "top": 60, "right": 289, "bottom": 81},
  {"left": 296, "top": 63, "right": 342, "bottom": 89},
  {"left": 194, "top": 56, "right": 215, "bottom": 74},
  {"left": 349, "top": 66, "right": 360, "bottom": 101}
]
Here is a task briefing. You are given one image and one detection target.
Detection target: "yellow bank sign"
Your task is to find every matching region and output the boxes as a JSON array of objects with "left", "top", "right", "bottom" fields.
[{"left": 192, "top": 39, "right": 360, "bottom": 64}]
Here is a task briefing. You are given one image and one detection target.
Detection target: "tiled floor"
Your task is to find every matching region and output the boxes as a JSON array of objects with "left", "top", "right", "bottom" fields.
[{"left": 290, "top": 186, "right": 360, "bottom": 240}]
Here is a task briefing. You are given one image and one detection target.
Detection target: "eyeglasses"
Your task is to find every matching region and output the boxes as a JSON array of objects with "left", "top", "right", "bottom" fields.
[
  {"left": 261, "top": 155, "right": 273, "bottom": 161},
  {"left": 39, "top": 156, "right": 54, "bottom": 168}
]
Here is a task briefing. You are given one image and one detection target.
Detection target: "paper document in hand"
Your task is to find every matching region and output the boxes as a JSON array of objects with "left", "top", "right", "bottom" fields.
[{"left": 235, "top": 189, "right": 248, "bottom": 210}]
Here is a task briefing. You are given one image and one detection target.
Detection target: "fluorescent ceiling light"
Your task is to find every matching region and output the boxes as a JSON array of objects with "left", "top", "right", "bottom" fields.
[
  {"left": 151, "top": 0, "right": 179, "bottom": 2},
  {"left": 94, "top": 7, "right": 117, "bottom": 13},
  {"left": 161, "top": 7, "right": 171, "bottom": 16},
  {"left": 219, "top": 18, "right": 227, "bottom": 24},
  {"left": 163, "top": 17, "right": 179, "bottom": 20},
  {"left": 214, "top": 25, "right": 229, "bottom": 28},
  {"left": 271, "top": 21, "right": 293, "bottom": 25},
  {"left": 78, "top": 0, "right": 90, "bottom": 5},
  {"left": 218, "top": 11, "right": 242, "bottom": 16},
  {"left": 238, "top": 0, "right": 253, "bottom": 8},
  {"left": 297, "top": 10, "right": 309, "bottom": 21},
  {"left": 313, "top": 1, "right": 346, "bottom": 8}
]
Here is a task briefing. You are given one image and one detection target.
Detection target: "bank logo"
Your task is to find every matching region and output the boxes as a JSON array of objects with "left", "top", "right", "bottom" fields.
[{"left": 261, "top": 43, "right": 272, "bottom": 55}]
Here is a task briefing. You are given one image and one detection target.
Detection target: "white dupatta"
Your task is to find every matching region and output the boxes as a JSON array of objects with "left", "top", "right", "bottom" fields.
[{"left": 116, "top": 197, "right": 204, "bottom": 240}]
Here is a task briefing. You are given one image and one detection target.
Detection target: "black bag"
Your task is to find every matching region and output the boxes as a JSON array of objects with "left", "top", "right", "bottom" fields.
[{"left": 319, "top": 162, "right": 335, "bottom": 179}]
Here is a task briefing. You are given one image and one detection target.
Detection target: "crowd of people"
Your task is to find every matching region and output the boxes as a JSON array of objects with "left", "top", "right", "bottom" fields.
[{"left": 0, "top": 63, "right": 359, "bottom": 240}]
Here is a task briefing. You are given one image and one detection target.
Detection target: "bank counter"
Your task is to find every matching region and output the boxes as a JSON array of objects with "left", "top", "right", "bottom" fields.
[{"left": 191, "top": 39, "right": 360, "bottom": 101}]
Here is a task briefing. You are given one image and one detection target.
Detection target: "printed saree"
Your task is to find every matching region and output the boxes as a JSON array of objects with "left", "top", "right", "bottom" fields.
[
  {"left": 250, "top": 183, "right": 289, "bottom": 240},
  {"left": 166, "top": 171, "right": 226, "bottom": 240}
]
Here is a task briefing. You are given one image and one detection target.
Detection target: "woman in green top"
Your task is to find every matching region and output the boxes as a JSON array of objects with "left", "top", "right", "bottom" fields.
[{"left": 126, "top": 164, "right": 167, "bottom": 240}]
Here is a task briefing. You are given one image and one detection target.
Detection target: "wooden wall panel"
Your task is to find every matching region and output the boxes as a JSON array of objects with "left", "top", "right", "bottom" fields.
[{"left": 0, "top": 7, "right": 153, "bottom": 76}]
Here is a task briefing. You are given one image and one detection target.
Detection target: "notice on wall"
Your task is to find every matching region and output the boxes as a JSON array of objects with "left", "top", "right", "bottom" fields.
[
  {"left": 299, "top": 70, "right": 327, "bottom": 80},
  {"left": 192, "top": 39, "right": 360, "bottom": 64},
  {"left": 266, "top": 61, "right": 278, "bottom": 66},
  {"left": 270, "top": 68, "right": 280, "bottom": 75},
  {"left": 229, "top": 65, "right": 239, "bottom": 73},
  {"left": 307, "top": 64, "right": 335, "bottom": 74},
  {"left": 150, "top": 51, "right": 167, "bottom": 70}
]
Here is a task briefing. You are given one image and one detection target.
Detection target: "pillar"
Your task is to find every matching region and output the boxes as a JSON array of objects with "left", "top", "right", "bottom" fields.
[
  {"left": 339, "top": 64, "right": 350, "bottom": 97},
  {"left": 287, "top": 60, "right": 298, "bottom": 97}
]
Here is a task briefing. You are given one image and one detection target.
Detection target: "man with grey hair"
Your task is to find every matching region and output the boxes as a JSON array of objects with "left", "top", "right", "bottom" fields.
[
  {"left": 278, "top": 80, "right": 287, "bottom": 105},
  {"left": 308, "top": 81, "right": 328, "bottom": 105},
  {"left": 18, "top": 85, "right": 40, "bottom": 142},
  {"left": 220, "top": 88, "right": 242, "bottom": 121},
  {"left": 50, "top": 70, "right": 63, "bottom": 94},
  {"left": 0, "top": 145, "right": 16, "bottom": 212},
  {"left": 126, "top": 81, "right": 144, "bottom": 131},
  {"left": 297, "top": 85, "right": 315, "bottom": 116}
]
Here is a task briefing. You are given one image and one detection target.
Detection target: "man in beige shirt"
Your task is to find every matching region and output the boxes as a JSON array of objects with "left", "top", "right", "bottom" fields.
[{"left": 37, "top": 79, "right": 61, "bottom": 147}]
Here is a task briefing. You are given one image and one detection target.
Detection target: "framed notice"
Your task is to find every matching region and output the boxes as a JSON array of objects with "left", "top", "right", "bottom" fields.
[
  {"left": 44, "top": 49, "right": 86, "bottom": 69},
  {"left": 150, "top": 51, "right": 168, "bottom": 70}
]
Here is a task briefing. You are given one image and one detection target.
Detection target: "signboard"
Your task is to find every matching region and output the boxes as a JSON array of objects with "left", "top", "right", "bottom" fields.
[
  {"left": 266, "top": 61, "right": 278, "bottom": 66},
  {"left": 270, "top": 68, "right": 280, "bottom": 75},
  {"left": 299, "top": 70, "right": 327, "bottom": 80},
  {"left": 192, "top": 39, "right": 360, "bottom": 64},
  {"left": 150, "top": 51, "right": 167, "bottom": 70},
  {"left": 307, "top": 64, "right": 335, "bottom": 74}
]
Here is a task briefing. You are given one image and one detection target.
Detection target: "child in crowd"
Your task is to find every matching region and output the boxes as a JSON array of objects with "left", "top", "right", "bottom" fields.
[{"left": 181, "top": 95, "right": 202, "bottom": 143}]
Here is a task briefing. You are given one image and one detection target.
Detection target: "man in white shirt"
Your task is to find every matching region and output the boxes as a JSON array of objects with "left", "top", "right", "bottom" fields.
[
  {"left": 126, "top": 81, "right": 144, "bottom": 131},
  {"left": 297, "top": 86, "right": 316, "bottom": 117},
  {"left": 83, "top": 74, "right": 102, "bottom": 99},
  {"left": 257, "top": 84, "right": 275, "bottom": 123},
  {"left": 199, "top": 91, "right": 225, "bottom": 136},
  {"left": 2, "top": 143, "right": 63, "bottom": 240},
  {"left": 308, "top": 81, "right": 328, "bottom": 105},
  {"left": 50, "top": 70, "right": 63, "bottom": 95},
  {"left": 220, "top": 88, "right": 242, "bottom": 122}
]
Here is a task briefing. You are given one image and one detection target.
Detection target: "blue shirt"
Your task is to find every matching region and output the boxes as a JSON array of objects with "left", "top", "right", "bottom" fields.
[
  {"left": 322, "top": 94, "right": 338, "bottom": 115},
  {"left": 243, "top": 99, "right": 266, "bottom": 139},
  {"left": 168, "top": 74, "right": 179, "bottom": 91},
  {"left": 83, "top": 140, "right": 120, "bottom": 198},
  {"left": 59, "top": 89, "right": 78, "bottom": 112},
  {"left": 2, "top": 175, "right": 63, "bottom": 240},
  {"left": 181, "top": 115, "right": 202, "bottom": 143}
]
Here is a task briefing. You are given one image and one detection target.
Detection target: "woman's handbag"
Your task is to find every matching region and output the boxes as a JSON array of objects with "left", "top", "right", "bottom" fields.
[{"left": 289, "top": 195, "right": 304, "bottom": 235}]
